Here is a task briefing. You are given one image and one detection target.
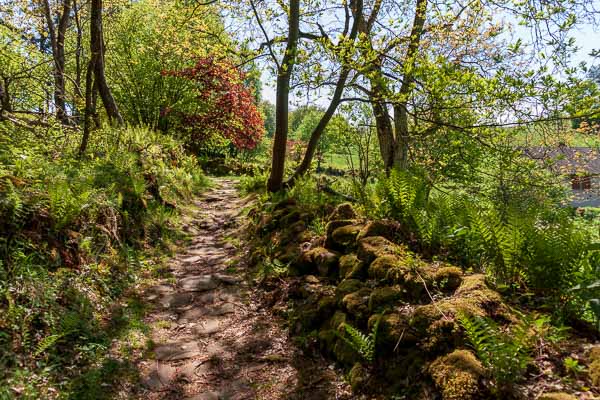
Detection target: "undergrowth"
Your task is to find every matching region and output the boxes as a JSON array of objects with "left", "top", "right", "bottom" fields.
[{"left": 0, "top": 124, "right": 207, "bottom": 398}]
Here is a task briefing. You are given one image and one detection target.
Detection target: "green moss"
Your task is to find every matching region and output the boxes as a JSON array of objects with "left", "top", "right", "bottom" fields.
[
  {"left": 335, "top": 279, "right": 364, "bottom": 302},
  {"left": 342, "top": 288, "right": 372, "bottom": 321},
  {"left": 410, "top": 274, "right": 507, "bottom": 353},
  {"left": 368, "top": 255, "right": 409, "bottom": 282},
  {"left": 328, "top": 202, "right": 357, "bottom": 221},
  {"left": 348, "top": 362, "right": 369, "bottom": 391},
  {"left": 589, "top": 345, "right": 600, "bottom": 363},
  {"left": 356, "top": 220, "right": 401, "bottom": 241},
  {"left": 538, "top": 393, "right": 579, "bottom": 400},
  {"left": 327, "top": 310, "right": 348, "bottom": 331},
  {"left": 318, "top": 329, "right": 337, "bottom": 354},
  {"left": 433, "top": 266, "right": 463, "bottom": 291},
  {"left": 368, "top": 312, "right": 416, "bottom": 349},
  {"left": 339, "top": 254, "right": 365, "bottom": 280},
  {"left": 298, "top": 246, "right": 339, "bottom": 277},
  {"left": 331, "top": 224, "right": 363, "bottom": 249},
  {"left": 317, "top": 295, "right": 337, "bottom": 319},
  {"left": 325, "top": 219, "right": 355, "bottom": 241},
  {"left": 590, "top": 359, "right": 600, "bottom": 387},
  {"left": 368, "top": 286, "right": 402, "bottom": 312},
  {"left": 429, "top": 350, "right": 485, "bottom": 400},
  {"left": 333, "top": 336, "right": 361, "bottom": 366},
  {"left": 357, "top": 236, "right": 405, "bottom": 264}
]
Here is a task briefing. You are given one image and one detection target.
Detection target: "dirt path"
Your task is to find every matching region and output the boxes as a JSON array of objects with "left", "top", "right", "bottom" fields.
[{"left": 135, "top": 179, "right": 351, "bottom": 400}]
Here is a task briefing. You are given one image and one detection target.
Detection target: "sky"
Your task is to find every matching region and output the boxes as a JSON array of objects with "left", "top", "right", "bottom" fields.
[{"left": 259, "top": 14, "right": 600, "bottom": 107}]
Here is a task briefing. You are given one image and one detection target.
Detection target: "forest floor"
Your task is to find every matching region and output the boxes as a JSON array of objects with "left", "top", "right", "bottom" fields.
[{"left": 126, "top": 178, "right": 352, "bottom": 400}]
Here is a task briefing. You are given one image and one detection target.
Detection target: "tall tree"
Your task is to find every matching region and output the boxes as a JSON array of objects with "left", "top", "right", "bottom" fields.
[
  {"left": 40, "top": 0, "right": 71, "bottom": 124},
  {"left": 89, "top": 0, "right": 123, "bottom": 126},
  {"left": 265, "top": 0, "right": 300, "bottom": 192}
]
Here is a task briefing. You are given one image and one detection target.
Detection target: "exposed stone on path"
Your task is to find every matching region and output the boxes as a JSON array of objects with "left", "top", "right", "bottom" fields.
[
  {"left": 185, "top": 391, "right": 220, "bottom": 400},
  {"left": 154, "top": 341, "right": 202, "bottom": 361},
  {"left": 180, "top": 275, "right": 217, "bottom": 291},
  {"left": 193, "top": 318, "right": 224, "bottom": 335},
  {"left": 160, "top": 292, "right": 193, "bottom": 308},
  {"left": 142, "top": 363, "right": 177, "bottom": 390}
]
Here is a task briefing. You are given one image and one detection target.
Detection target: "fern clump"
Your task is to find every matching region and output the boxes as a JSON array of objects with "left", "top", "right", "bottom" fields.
[
  {"left": 457, "top": 312, "right": 547, "bottom": 390},
  {"left": 339, "top": 315, "right": 382, "bottom": 363}
]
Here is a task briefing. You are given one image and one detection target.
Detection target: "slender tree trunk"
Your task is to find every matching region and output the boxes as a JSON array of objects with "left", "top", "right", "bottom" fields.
[
  {"left": 267, "top": 0, "right": 300, "bottom": 192},
  {"left": 0, "top": 77, "right": 11, "bottom": 116},
  {"left": 42, "top": 0, "right": 71, "bottom": 124},
  {"left": 372, "top": 96, "right": 395, "bottom": 171},
  {"left": 72, "top": 0, "right": 83, "bottom": 123},
  {"left": 90, "top": 0, "right": 124, "bottom": 126},
  {"left": 393, "top": 0, "right": 427, "bottom": 170},
  {"left": 0, "top": 78, "right": 8, "bottom": 119},
  {"left": 79, "top": 58, "right": 96, "bottom": 157}
]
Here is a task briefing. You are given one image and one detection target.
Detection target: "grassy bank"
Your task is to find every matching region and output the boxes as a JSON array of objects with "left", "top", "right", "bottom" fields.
[{"left": 0, "top": 124, "right": 207, "bottom": 399}]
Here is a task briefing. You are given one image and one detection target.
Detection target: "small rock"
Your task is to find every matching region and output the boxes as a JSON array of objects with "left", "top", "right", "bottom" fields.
[
  {"left": 210, "top": 303, "right": 235, "bottom": 316},
  {"left": 214, "top": 273, "right": 242, "bottom": 285},
  {"left": 185, "top": 391, "right": 220, "bottom": 400},
  {"left": 193, "top": 318, "right": 224, "bottom": 335},
  {"left": 180, "top": 275, "right": 217, "bottom": 292},
  {"left": 143, "top": 363, "right": 176, "bottom": 390},
  {"left": 154, "top": 341, "right": 201, "bottom": 361},
  {"left": 160, "top": 293, "right": 193, "bottom": 308}
]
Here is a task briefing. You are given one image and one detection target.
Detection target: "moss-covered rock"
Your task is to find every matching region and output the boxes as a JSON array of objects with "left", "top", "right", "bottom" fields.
[
  {"left": 331, "top": 223, "right": 363, "bottom": 250},
  {"left": 429, "top": 350, "right": 485, "bottom": 400},
  {"left": 335, "top": 279, "right": 364, "bottom": 302},
  {"left": 369, "top": 286, "right": 403, "bottom": 312},
  {"left": 333, "top": 335, "right": 361, "bottom": 366},
  {"left": 339, "top": 254, "right": 365, "bottom": 280},
  {"left": 357, "top": 219, "right": 402, "bottom": 242},
  {"left": 357, "top": 236, "right": 404, "bottom": 264},
  {"left": 538, "top": 393, "right": 579, "bottom": 400},
  {"left": 291, "top": 285, "right": 336, "bottom": 333},
  {"left": 433, "top": 266, "right": 463, "bottom": 291},
  {"left": 328, "top": 202, "right": 357, "bottom": 221},
  {"left": 368, "top": 312, "right": 417, "bottom": 350},
  {"left": 327, "top": 310, "right": 348, "bottom": 332},
  {"left": 326, "top": 219, "right": 355, "bottom": 240},
  {"left": 296, "top": 246, "right": 339, "bottom": 277},
  {"left": 368, "top": 255, "right": 409, "bottom": 282},
  {"left": 589, "top": 345, "right": 600, "bottom": 387},
  {"left": 410, "top": 274, "right": 506, "bottom": 353},
  {"left": 318, "top": 328, "right": 337, "bottom": 353},
  {"left": 348, "top": 362, "right": 369, "bottom": 391},
  {"left": 342, "top": 288, "right": 372, "bottom": 322}
]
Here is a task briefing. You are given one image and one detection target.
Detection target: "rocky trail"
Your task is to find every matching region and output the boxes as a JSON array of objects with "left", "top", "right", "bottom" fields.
[{"left": 134, "top": 179, "right": 351, "bottom": 400}]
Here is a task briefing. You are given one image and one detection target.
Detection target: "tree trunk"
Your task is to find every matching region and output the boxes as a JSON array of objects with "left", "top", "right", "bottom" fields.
[
  {"left": 288, "top": 0, "right": 364, "bottom": 185},
  {"left": 90, "top": 0, "right": 124, "bottom": 126},
  {"left": 267, "top": 0, "right": 300, "bottom": 192},
  {"left": 79, "top": 57, "right": 96, "bottom": 157},
  {"left": 42, "top": 0, "right": 71, "bottom": 124},
  {"left": 393, "top": 0, "right": 427, "bottom": 170},
  {"left": 0, "top": 77, "right": 11, "bottom": 118}
]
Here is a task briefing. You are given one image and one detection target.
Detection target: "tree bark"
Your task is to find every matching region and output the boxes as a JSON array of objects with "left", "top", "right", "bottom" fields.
[
  {"left": 393, "top": 0, "right": 428, "bottom": 170},
  {"left": 90, "top": 0, "right": 124, "bottom": 126},
  {"left": 0, "top": 77, "right": 11, "bottom": 118},
  {"left": 267, "top": 0, "right": 300, "bottom": 192},
  {"left": 42, "top": 0, "right": 71, "bottom": 124},
  {"left": 79, "top": 57, "right": 96, "bottom": 157},
  {"left": 287, "top": 0, "right": 363, "bottom": 185}
]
